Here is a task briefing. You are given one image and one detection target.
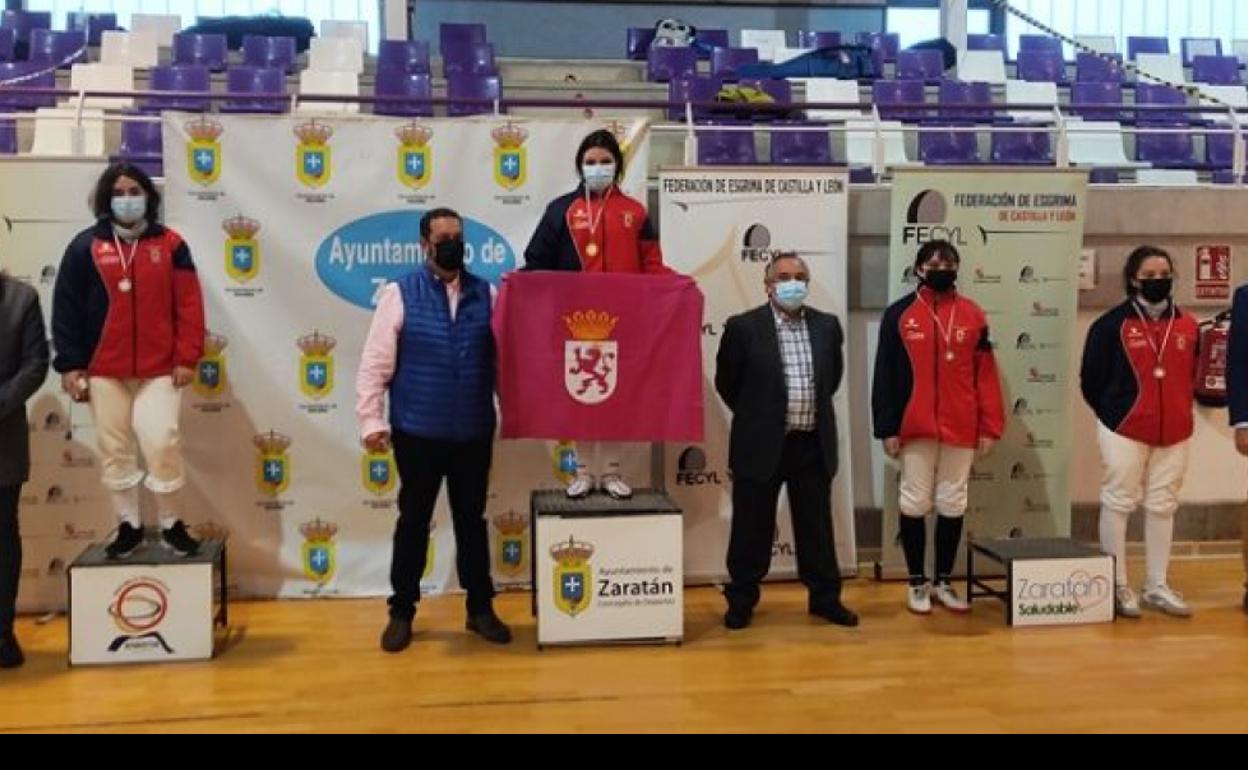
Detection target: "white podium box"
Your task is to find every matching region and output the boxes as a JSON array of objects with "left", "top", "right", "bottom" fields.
[
  {"left": 968, "top": 537, "right": 1114, "bottom": 627},
  {"left": 69, "top": 538, "right": 228, "bottom": 665},
  {"left": 532, "top": 490, "right": 682, "bottom": 647}
]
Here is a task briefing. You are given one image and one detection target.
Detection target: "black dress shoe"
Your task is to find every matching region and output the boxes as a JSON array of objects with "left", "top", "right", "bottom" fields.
[
  {"left": 810, "top": 603, "right": 859, "bottom": 627},
  {"left": 466, "top": 611, "right": 512, "bottom": 644},
  {"left": 0, "top": 633, "right": 24, "bottom": 669},
  {"left": 380, "top": 617, "right": 413, "bottom": 653},
  {"left": 723, "top": 604, "right": 753, "bottom": 630}
]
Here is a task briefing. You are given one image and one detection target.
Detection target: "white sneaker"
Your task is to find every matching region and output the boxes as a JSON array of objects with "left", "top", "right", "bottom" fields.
[
  {"left": 600, "top": 472, "right": 632, "bottom": 500},
  {"left": 565, "top": 466, "right": 594, "bottom": 499},
  {"left": 933, "top": 581, "right": 970, "bottom": 613},
  {"left": 1114, "top": 585, "right": 1142, "bottom": 619},
  {"left": 906, "top": 582, "right": 932, "bottom": 615},
  {"left": 1140, "top": 584, "right": 1192, "bottom": 618}
]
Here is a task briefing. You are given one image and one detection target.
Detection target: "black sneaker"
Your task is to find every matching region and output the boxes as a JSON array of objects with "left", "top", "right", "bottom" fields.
[
  {"left": 105, "top": 522, "right": 144, "bottom": 560},
  {"left": 380, "top": 617, "right": 413, "bottom": 653},
  {"left": 466, "top": 611, "right": 512, "bottom": 644},
  {"left": 161, "top": 520, "right": 201, "bottom": 557},
  {"left": 0, "top": 633, "right": 23, "bottom": 669}
]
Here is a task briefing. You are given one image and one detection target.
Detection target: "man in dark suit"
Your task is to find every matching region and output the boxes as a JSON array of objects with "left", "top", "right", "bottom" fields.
[
  {"left": 714, "top": 253, "right": 857, "bottom": 630},
  {"left": 0, "top": 271, "right": 50, "bottom": 668},
  {"left": 1224, "top": 283, "right": 1248, "bottom": 614}
]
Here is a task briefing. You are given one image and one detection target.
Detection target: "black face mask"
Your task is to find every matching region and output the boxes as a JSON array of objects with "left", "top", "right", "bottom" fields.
[
  {"left": 922, "top": 268, "right": 958, "bottom": 293},
  {"left": 1137, "top": 277, "right": 1172, "bottom": 304},
  {"left": 432, "top": 238, "right": 465, "bottom": 271}
]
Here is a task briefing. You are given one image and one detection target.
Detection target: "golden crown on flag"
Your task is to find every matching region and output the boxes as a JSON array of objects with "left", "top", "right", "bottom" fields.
[
  {"left": 563, "top": 309, "right": 618, "bottom": 341},
  {"left": 394, "top": 122, "right": 433, "bottom": 146},
  {"left": 550, "top": 535, "right": 593, "bottom": 565},
  {"left": 202, "top": 332, "right": 228, "bottom": 357},
  {"left": 253, "top": 430, "right": 292, "bottom": 454},
  {"left": 294, "top": 120, "right": 334, "bottom": 145},
  {"left": 299, "top": 518, "right": 338, "bottom": 543},
  {"left": 222, "top": 214, "right": 260, "bottom": 240},
  {"left": 185, "top": 116, "right": 223, "bottom": 141},
  {"left": 492, "top": 510, "right": 528, "bottom": 535},
  {"left": 490, "top": 121, "right": 528, "bottom": 148},
  {"left": 297, "top": 331, "right": 337, "bottom": 356}
]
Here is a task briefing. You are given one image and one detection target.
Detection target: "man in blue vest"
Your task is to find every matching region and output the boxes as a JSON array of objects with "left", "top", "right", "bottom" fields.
[{"left": 356, "top": 207, "right": 510, "bottom": 651}]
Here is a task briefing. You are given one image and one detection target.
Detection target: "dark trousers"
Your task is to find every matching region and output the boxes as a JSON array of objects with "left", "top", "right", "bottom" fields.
[
  {"left": 388, "top": 431, "right": 496, "bottom": 621},
  {"left": 725, "top": 431, "right": 842, "bottom": 611},
  {"left": 0, "top": 485, "right": 21, "bottom": 635}
]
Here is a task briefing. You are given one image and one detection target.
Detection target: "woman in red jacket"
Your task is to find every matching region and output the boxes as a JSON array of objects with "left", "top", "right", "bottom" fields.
[
  {"left": 523, "top": 129, "right": 671, "bottom": 499},
  {"left": 51, "top": 163, "right": 206, "bottom": 560},
  {"left": 1081, "top": 245, "right": 1198, "bottom": 619},
  {"left": 872, "top": 240, "right": 1005, "bottom": 615}
]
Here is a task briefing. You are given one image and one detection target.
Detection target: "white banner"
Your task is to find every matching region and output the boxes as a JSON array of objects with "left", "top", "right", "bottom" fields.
[
  {"left": 658, "top": 167, "right": 857, "bottom": 581},
  {"left": 882, "top": 168, "right": 1089, "bottom": 575},
  {"left": 158, "top": 114, "right": 654, "bottom": 599}
]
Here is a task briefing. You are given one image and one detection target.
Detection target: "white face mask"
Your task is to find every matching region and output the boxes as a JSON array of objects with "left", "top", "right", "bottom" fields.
[
  {"left": 581, "top": 163, "right": 616, "bottom": 193},
  {"left": 111, "top": 195, "right": 147, "bottom": 225}
]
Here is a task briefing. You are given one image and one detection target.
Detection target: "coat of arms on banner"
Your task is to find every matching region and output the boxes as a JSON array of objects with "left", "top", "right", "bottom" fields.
[
  {"left": 395, "top": 122, "right": 433, "bottom": 190},
  {"left": 222, "top": 214, "right": 261, "bottom": 284},
  {"left": 564, "top": 310, "right": 618, "bottom": 405},
  {"left": 491, "top": 122, "right": 528, "bottom": 191},
  {"left": 300, "top": 518, "right": 338, "bottom": 585},
  {"left": 296, "top": 331, "right": 336, "bottom": 400},
  {"left": 294, "top": 120, "right": 334, "bottom": 188},
  {"left": 492, "top": 510, "right": 529, "bottom": 577},
  {"left": 551, "top": 536, "right": 594, "bottom": 617},
  {"left": 362, "top": 450, "right": 396, "bottom": 497},
  {"left": 193, "top": 332, "right": 228, "bottom": 398},
  {"left": 185, "top": 116, "right": 223, "bottom": 186},
  {"left": 254, "top": 430, "right": 292, "bottom": 497}
]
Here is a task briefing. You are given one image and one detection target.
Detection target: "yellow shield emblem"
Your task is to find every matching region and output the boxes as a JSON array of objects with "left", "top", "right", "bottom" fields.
[
  {"left": 362, "top": 451, "right": 397, "bottom": 497},
  {"left": 187, "top": 138, "right": 221, "bottom": 186}
]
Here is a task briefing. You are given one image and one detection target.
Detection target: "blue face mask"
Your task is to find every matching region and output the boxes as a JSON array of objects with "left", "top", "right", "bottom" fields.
[
  {"left": 111, "top": 195, "right": 146, "bottom": 225},
  {"left": 581, "top": 163, "right": 616, "bottom": 193},
  {"left": 773, "top": 279, "right": 808, "bottom": 311}
]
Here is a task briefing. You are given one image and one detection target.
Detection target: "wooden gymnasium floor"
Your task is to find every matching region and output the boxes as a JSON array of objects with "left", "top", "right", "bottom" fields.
[{"left": 1, "top": 557, "right": 1246, "bottom": 733}]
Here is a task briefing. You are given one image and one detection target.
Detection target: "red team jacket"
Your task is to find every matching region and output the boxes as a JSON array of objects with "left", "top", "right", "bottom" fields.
[
  {"left": 872, "top": 286, "right": 1006, "bottom": 448},
  {"left": 51, "top": 221, "right": 205, "bottom": 378}
]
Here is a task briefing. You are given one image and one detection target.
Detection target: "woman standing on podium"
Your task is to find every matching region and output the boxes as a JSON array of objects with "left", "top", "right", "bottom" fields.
[
  {"left": 523, "top": 128, "right": 672, "bottom": 500},
  {"left": 872, "top": 240, "right": 1005, "bottom": 616},
  {"left": 51, "top": 163, "right": 206, "bottom": 561},
  {"left": 1081, "top": 245, "right": 1198, "bottom": 619}
]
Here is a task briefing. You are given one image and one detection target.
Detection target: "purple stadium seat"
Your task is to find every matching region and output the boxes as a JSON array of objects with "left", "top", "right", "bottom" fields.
[
  {"left": 242, "top": 35, "right": 298, "bottom": 74},
  {"left": 873, "top": 79, "right": 927, "bottom": 121},
  {"left": 446, "top": 74, "right": 502, "bottom": 116},
  {"left": 1191, "top": 55, "right": 1241, "bottom": 85},
  {"left": 1016, "top": 50, "right": 1066, "bottom": 83},
  {"left": 27, "top": 29, "right": 86, "bottom": 68},
  {"left": 373, "top": 70, "right": 433, "bottom": 117},
  {"left": 696, "top": 121, "right": 757, "bottom": 165},
  {"left": 378, "top": 40, "right": 431, "bottom": 74},
  {"left": 896, "top": 49, "right": 943, "bottom": 81},
  {"left": 769, "top": 121, "right": 833, "bottom": 165},
  {"left": 647, "top": 46, "right": 697, "bottom": 83},
  {"left": 145, "top": 65, "right": 212, "bottom": 112},
  {"left": 172, "top": 33, "right": 229, "bottom": 72},
  {"left": 443, "top": 41, "right": 497, "bottom": 78},
  {"left": 1076, "top": 52, "right": 1124, "bottom": 82},
  {"left": 220, "top": 66, "right": 288, "bottom": 114},
  {"left": 711, "top": 47, "right": 759, "bottom": 80},
  {"left": 1127, "top": 36, "right": 1169, "bottom": 60}
]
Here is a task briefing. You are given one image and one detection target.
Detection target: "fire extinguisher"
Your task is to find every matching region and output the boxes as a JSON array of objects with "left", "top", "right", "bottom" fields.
[{"left": 1195, "top": 309, "right": 1231, "bottom": 407}]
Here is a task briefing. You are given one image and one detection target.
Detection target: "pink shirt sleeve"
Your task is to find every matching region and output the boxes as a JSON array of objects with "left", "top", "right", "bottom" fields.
[{"left": 355, "top": 283, "right": 404, "bottom": 441}]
